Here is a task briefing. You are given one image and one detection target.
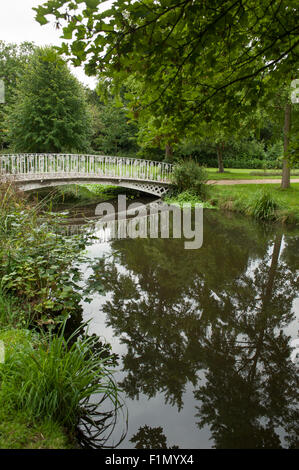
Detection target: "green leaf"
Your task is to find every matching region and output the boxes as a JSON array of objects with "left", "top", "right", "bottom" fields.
[{"left": 85, "top": 0, "right": 100, "bottom": 9}]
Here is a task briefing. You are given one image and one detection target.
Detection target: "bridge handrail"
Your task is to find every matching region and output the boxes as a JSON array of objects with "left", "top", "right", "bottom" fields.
[{"left": 0, "top": 154, "right": 173, "bottom": 183}]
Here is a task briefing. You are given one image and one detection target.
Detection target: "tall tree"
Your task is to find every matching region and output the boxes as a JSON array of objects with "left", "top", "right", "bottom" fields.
[
  {"left": 35, "top": 1, "right": 299, "bottom": 178},
  {"left": 5, "top": 46, "right": 92, "bottom": 153},
  {"left": 0, "top": 41, "right": 35, "bottom": 149}
]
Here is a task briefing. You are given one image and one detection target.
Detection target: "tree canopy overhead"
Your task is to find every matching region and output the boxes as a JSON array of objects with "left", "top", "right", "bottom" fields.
[{"left": 35, "top": 1, "right": 299, "bottom": 115}]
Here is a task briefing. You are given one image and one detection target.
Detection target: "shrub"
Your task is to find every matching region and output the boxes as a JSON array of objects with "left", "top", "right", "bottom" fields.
[
  {"left": 0, "top": 183, "right": 88, "bottom": 323},
  {"left": 172, "top": 160, "right": 209, "bottom": 199}
]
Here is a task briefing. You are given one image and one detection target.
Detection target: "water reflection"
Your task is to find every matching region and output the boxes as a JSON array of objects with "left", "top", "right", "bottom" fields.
[
  {"left": 82, "top": 211, "right": 299, "bottom": 449},
  {"left": 130, "top": 425, "right": 179, "bottom": 449}
]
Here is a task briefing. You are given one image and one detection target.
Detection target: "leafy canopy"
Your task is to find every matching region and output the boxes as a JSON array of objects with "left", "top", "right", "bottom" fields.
[{"left": 34, "top": 1, "right": 299, "bottom": 114}]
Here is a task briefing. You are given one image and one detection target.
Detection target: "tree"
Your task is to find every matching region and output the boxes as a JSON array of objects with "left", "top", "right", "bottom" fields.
[
  {"left": 5, "top": 46, "right": 92, "bottom": 153},
  {"left": 255, "top": 78, "right": 299, "bottom": 188},
  {"left": 0, "top": 41, "right": 35, "bottom": 149},
  {"left": 85, "top": 83, "right": 139, "bottom": 155},
  {"left": 34, "top": 1, "right": 298, "bottom": 180}
]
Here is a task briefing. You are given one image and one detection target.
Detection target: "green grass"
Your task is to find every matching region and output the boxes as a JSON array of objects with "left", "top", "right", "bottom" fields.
[
  {"left": 0, "top": 409, "right": 75, "bottom": 449},
  {"left": 166, "top": 183, "right": 299, "bottom": 224},
  {"left": 34, "top": 183, "right": 140, "bottom": 206},
  {"left": 206, "top": 168, "right": 299, "bottom": 180},
  {"left": 165, "top": 190, "right": 215, "bottom": 209},
  {"left": 0, "top": 328, "right": 76, "bottom": 449},
  {"left": 0, "top": 322, "right": 120, "bottom": 430},
  {"left": 210, "top": 183, "right": 299, "bottom": 223}
]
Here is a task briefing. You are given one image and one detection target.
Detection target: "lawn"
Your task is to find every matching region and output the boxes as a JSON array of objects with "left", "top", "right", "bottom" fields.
[{"left": 206, "top": 168, "right": 299, "bottom": 180}]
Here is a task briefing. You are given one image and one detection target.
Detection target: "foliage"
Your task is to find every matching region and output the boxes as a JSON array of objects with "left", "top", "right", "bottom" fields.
[
  {"left": 35, "top": 1, "right": 299, "bottom": 147},
  {"left": 0, "top": 322, "right": 120, "bottom": 430},
  {"left": 86, "top": 87, "right": 138, "bottom": 155},
  {"left": 176, "top": 138, "right": 285, "bottom": 169},
  {"left": 0, "top": 41, "right": 35, "bottom": 149},
  {"left": 0, "top": 291, "right": 31, "bottom": 329},
  {"left": 4, "top": 47, "right": 92, "bottom": 153},
  {"left": 0, "top": 184, "right": 123, "bottom": 448},
  {"left": 244, "top": 188, "right": 282, "bottom": 221},
  {"left": 0, "top": 183, "right": 87, "bottom": 323},
  {"left": 172, "top": 160, "right": 209, "bottom": 199}
]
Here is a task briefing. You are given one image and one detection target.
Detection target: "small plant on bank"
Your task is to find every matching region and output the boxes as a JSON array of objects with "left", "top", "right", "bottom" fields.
[
  {"left": 172, "top": 160, "right": 209, "bottom": 200},
  {"left": 244, "top": 188, "right": 282, "bottom": 221}
]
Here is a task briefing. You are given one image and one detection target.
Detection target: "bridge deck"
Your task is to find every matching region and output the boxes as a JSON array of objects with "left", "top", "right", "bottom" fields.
[{"left": 0, "top": 154, "right": 173, "bottom": 196}]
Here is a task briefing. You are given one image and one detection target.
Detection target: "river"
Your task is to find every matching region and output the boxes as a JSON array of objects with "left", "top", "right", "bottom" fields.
[{"left": 60, "top": 199, "right": 299, "bottom": 449}]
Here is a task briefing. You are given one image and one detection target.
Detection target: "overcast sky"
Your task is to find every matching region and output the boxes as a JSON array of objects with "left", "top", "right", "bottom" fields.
[{"left": 0, "top": 0, "right": 104, "bottom": 89}]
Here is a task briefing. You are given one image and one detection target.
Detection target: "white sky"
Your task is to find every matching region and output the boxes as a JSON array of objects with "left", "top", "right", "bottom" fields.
[{"left": 0, "top": 0, "right": 108, "bottom": 89}]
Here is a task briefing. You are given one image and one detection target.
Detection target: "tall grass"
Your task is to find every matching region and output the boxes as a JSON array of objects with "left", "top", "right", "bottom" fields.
[
  {"left": 243, "top": 188, "right": 282, "bottom": 221},
  {"left": 0, "top": 322, "right": 121, "bottom": 432}
]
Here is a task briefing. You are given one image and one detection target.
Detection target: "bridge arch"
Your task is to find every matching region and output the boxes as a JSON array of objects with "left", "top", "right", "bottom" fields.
[{"left": 0, "top": 154, "right": 173, "bottom": 197}]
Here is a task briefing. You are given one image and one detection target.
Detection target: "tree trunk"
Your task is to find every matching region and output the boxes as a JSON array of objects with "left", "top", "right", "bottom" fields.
[
  {"left": 281, "top": 103, "right": 291, "bottom": 189},
  {"left": 165, "top": 144, "right": 173, "bottom": 161},
  {"left": 217, "top": 142, "right": 224, "bottom": 173}
]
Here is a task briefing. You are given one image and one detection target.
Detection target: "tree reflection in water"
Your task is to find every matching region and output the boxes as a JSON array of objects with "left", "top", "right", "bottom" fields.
[
  {"left": 85, "top": 211, "right": 299, "bottom": 448},
  {"left": 130, "top": 425, "right": 178, "bottom": 449}
]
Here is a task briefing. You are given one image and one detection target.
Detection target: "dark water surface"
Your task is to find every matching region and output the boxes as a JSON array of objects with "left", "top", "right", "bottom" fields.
[{"left": 73, "top": 206, "right": 299, "bottom": 449}]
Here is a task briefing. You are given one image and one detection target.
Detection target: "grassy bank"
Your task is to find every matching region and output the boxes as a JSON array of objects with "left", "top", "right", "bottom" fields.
[
  {"left": 0, "top": 183, "right": 120, "bottom": 449},
  {"left": 0, "top": 326, "right": 76, "bottom": 449},
  {"left": 165, "top": 184, "right": 299, "bottom": 224},
  {"left": 210, "top": 183, "right": 299, "bottom": 223}
]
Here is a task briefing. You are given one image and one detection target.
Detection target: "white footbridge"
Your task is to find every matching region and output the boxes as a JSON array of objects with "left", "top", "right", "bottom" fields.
[{"left": 0, "top": 154, "right": 173, "bottom": 197}]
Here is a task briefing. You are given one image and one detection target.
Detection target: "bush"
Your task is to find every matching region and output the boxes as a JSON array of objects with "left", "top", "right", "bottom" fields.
[
  {"left": 0, "top": 291, "right": 31, "bottom": 328},
  {"left": 0, "top": 183, "right": 88, "bottom": 323},
  {"left": 172, "top": 160, "right": 209, "bottom": 199}
]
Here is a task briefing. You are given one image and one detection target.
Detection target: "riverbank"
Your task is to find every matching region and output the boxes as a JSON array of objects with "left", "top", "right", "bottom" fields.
[
  {"left": 0, "top": 183, "right": 119, "bottom": 449},
  {"left": 0, "top": 324, "right": 77, "bottom": 449},
  {"left": 165, "top": 183, "right": 299, "bottom": 224}
]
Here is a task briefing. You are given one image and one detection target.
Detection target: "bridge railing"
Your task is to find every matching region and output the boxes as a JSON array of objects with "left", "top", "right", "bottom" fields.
[{"left": 0, "top": 154, "right": 173, "bottom": 183}]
